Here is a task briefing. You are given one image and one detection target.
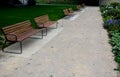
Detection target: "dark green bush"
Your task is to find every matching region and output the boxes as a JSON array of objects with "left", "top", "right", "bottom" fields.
[
  {"left": 101, "top": 2, "right": 120, "bottom": 19},
  {"left": 109, "top": 30, "right": 120, "bottom": 54},
  {"left": 104, "top": 19, "right": 120, "bottom": 31},
  {"left": 115, "top": 54, "right": 120, "bottom": 63},
  {"left": 110, "top": 2, "right": 120, "bottom": 8}
]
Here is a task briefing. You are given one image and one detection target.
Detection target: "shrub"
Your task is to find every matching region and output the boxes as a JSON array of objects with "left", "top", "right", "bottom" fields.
[
  {"left": 101, "top": 2, "right": 120, "bottom": 72},
  {"left": 110, "top": 2, "right": 120, "bottom": 8},
  {"left": 104, "top": 19, "right": 120, "bottom": 30},
  {"left": 109, "top": 30, "right": 120, "bottom": 63},
  {"left": 115, "top": 54, "right": 120, "bottom": 63},
  {"left": 102, "top": 7, "right": 120, "bottom": 18},
  {"left": 101, "top": 2, "right": 120, "bottom": 19}
]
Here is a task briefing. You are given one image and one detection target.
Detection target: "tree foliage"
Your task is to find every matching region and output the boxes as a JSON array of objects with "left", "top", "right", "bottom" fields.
[
  {"left": 27, "top": 0, "right": 36, "bottom": 6},
  {"left": 0, "top": 0, "right": 21, "bottom": 7}
]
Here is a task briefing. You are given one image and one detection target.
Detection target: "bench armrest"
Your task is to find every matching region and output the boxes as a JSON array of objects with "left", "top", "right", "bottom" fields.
[{"left": 6, "top": 33, "right": 18, "bottom": 41}]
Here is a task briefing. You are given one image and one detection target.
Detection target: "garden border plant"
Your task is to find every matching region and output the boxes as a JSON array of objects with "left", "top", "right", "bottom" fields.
[{"left": 100, "top": 2, "right": 120, "bottom": 72}]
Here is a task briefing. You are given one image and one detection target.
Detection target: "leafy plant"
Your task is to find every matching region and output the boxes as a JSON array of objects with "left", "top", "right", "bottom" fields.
[
  {"left": 104, "top": 19, "right": 120, "bottom": 30},
  {"left": 100, "top": 2, "right": 120, "bottom": 72},
  {"left": 109, "top": 30, "right": 120, "bottom": 54},
  {"left": 110, "top": 2, "right": 120, "bottom": 8},
  {"left": 115, "top": 55, "right": 120, "bottom": 63}
]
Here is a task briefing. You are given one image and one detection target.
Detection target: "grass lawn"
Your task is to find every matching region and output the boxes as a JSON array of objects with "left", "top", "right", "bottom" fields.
[{"left": 0, "top": 5, "right": 76, "bottom": 34}]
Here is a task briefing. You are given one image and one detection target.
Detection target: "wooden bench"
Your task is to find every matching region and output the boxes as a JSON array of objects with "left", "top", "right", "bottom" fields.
[
  {"left": 63, "top": 9, "right": 73, "bottom": 16},
  {"left": 76, "top": 5, "right": 81, "bottom": 10},
  {"left": 63, "top": 9, "right": 69, "bottom": 16},
  {"left": 81, "top": 3, "right": 86, "bottom": 8},
  {"left": 68, "top": 8, "right": 74, "bottom": 13},
  {"left": 34, "top": 14, "right": 58, "bottom": 36},
  {"left": 2, "top": 20, "right": 43, "bottom": 54}
]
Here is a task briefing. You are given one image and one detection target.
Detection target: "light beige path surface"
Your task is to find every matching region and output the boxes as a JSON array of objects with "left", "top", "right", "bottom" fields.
[{"left": 0, "top": 7, "right": 117, "bottom": 77}]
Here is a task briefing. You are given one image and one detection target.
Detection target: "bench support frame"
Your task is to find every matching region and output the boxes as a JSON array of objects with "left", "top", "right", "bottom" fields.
[
  {"left": 2, "top": 27, "right": 43, "bottom": 54},
  {"left": 2, "top": 40, "right": 22, "bottom": 54}
]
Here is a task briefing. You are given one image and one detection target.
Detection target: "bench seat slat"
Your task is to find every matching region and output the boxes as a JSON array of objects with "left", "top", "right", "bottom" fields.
[
  {"left": 2, "top": 20, "right": 40, "bottom": 42},
  {"left": 17, "top": 29, "right": 40, "bottom": 41},
  {"left": 34, "top": 14, "right": 57, "bottom": 29},
  {"left": 37, "top": 21, "right": 56, "bottom": 28},
  {"left": 2, "top": 20, "right": 43, "bottom": 54}
]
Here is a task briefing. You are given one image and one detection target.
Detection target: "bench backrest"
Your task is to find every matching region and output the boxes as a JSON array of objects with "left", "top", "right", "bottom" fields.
[
  {"left": 2, "top": 20, "right": 33, "bottom": 35},
  {"left": 68, "top": 8, "right": 74, "bottom": 13},
  {"left": 34, "top": 14, "right": 49, "bottom": 24},
  {"left": 63, "top": 9, "right": 69, "bottom": 16}
]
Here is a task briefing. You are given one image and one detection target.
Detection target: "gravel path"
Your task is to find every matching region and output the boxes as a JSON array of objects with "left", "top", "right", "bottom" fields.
[{"left": 0, "top": 7, "right": 117, "bottom": 77}]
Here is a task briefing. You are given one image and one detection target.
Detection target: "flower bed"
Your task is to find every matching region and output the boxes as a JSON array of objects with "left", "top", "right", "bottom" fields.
[{"left": 100, "top": 2, "right": 120, "bottom": 71}]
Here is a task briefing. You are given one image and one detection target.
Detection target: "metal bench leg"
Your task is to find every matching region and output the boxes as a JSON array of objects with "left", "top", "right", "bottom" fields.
[
  {"left": 20, "top": 42, "right": 22, "bottom": 54},
  {"left": 55, "top": 21, "right": 58, "bottom": 29},
  {"left": 42, "top": 28, "right": 47, "bottom": 36},
  {"left": 30, "top": 30, "right": 43, "bottom": 39},
  {"left": 46, "top": 28, "right": 47, "bottom": 35},
  {"left": 2, "top": 40, "right": 7, "bottom": 52},
  {"left": 57, "top": 21, "right": 59, "bottom": 28},
  {"left": 2, "top": 40, "right": 22, "bottom": 54},
  {"left": 41, "top": 29, "right": 44, "bottom": 39},
  {"left": 50, "top": 22, "right": 58, "bottom": 29}
]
